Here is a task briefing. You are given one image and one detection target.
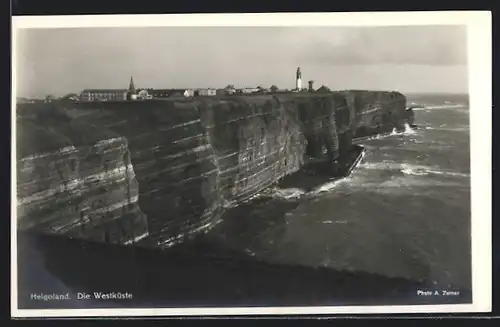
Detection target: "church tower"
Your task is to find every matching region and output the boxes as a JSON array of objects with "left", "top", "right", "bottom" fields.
[
  {"left": 127, "top": 76, "right": 137, "bottom": 100},
  {"left": 296, "top": 67, "right": 302, "bottom": 90}
]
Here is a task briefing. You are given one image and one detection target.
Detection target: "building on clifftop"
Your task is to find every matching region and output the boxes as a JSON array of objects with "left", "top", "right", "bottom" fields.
[
  {"left": 194, "top": 88, "right": 217, "bottom": 97},
  {"left": 127, "top": 76, "right": 137, "bottom": 100},
  {"left": 137, "top": 89, "right": 153, "bottom": 100},
  {"left": 80, "top": 89, "right": 128, "bottom": 101},
  {"left": 295, "top": 67, "right": 302, "bottom": 91},
  {"left": 149, "top": 89, "right": 194, "bottom": 98},
  {"left": 80, "top": 76, "right": 139, "bottom": 101},
  {"left": 308, "top": 80, "right": 315, "bottom": 92}
]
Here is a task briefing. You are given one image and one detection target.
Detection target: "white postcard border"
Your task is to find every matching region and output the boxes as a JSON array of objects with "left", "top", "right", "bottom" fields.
[{"left": 11, "top": 11, "right": 492, "bottom": 317}]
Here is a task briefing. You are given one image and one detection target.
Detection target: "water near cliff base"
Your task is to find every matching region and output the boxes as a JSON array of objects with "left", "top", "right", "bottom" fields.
[
  {"left": 17, "top": 94, "right": 472, "bottom": 309},
  {"left": 207, "top": 101, "right": 470, "bottom": 283}
]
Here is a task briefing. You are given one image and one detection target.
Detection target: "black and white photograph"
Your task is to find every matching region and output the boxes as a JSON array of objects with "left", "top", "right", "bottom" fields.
[{"left": 11, "top": 12, "right": 491, "bottom": 317}]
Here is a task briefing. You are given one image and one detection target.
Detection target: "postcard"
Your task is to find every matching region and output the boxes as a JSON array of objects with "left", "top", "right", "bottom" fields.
[{"left": 11, "top": 11, "right": 492, "bottom": 318}]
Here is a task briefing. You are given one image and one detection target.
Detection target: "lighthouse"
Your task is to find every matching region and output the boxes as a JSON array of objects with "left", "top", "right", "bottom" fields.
[{"left": 296, "top": 67, "right": 302, "bottom": 91}]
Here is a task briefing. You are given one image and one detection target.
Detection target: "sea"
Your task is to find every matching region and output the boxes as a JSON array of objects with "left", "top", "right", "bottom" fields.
[
  {"left": 207, "top": 94, "right": 472, "bottom": 286},
  {"left": 16, "top": 93, "right": 472, "bottom": 309}
]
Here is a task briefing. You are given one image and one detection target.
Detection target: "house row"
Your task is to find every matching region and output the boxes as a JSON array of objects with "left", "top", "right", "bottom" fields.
[
  {"left": 79, "top": 87, "right": 272, "bottom": 102},
  {"left": 79, "top": 88, "right": 221, "bottom": 102},
  {"left": 79, "top": 77, "right": 281, "bottom": 102},
  {"left": 151, "top": 88, "right": 220, "bottom": 97}
]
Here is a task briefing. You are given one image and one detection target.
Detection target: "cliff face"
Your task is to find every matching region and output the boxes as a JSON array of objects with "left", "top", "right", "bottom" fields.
[
  {"left": 343, "top": 90, "right": 412, "bottom": 138},
  {"left": 16, "top": 91, "right": 409, "bottom": 248},
  {"left": 16, "top": 112, "right": 148, "bottom": 245}
]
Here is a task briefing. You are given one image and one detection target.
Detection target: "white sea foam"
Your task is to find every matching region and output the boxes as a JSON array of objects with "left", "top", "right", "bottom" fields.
[
  {"left": 244, "top": 248, "right": 257, "bottom": 256},
  {"left": 412, "top": 104, "right": 468, "bottom": 111},
  {"left": 310, "top": 177, "right": 350, "bottom": 195},
  {"left": 355, "top": 175, "right": 467, "bottom": 195},
  {"left": 425, "top": 126, "right": 469, "bottom": 132},
  {"left": 272, "top": 187, "right": 306, "bottom": 200},
  {"left": 359, "top": 161, "right": 404, "bottom": 171},
  {"left": 322, "top": 220, "right": 347, "bottom": 224},
  {"left": 123, "top": 231, "right": 149, "bottom": 245},
  {"left": 404, "top": 123, "right": 415, "bottom": 135},
  {"left": 400, "top": 164, "right": 429, "bottom": 176},
  {"left": 389, "top": 123, "right": 416, "bottom": 136},
  {"left": 360, "top": 123, "right": 416, "bottom": 142},
  {"left": 359, "top": 161, "right": 469, "bottom": 179},
  {"left": 246, "top": 186, "right": 307, "bottom": 201},
  {"left": 424, "top": 169, "right": 470, "bottom": 178}
]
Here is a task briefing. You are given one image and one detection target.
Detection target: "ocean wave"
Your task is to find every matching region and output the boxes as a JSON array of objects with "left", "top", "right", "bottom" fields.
[
  {"left": 360, "top": 123, "right": 416, "bottom": 142},
  {"left": 310, "top": 177, "right": 351, "bottom": 195},
  {"left": 322, "top": 220, "right": 348, "bottom": 224},
  {"left": 401, "top": 165, "right": 429, "bottom": 176},
  {"left": 359, "top": 161, "right": 469, "bottom": 178},
  {"left": 271, "top": 187, "right": 307, "bottom": 200},
  {"left": 413, "top": 104, "right": 468, "bottom": 111},
  {"left": 236, "top": 155, "right": 467, "bottom": 203},
  {"left": 350, "top": 175, "right": 467, "bottom": 194},
  {"left": 421, "top": 169, "right": 470, "bottom": 178},
  {"left": 425, "top": 126, "right": 469, "bottom": 132},
  {"left": 358, "top": 161, "right": 406, "bottom": 171},
  {"left": 251, "top": 186, "right": 307, "bottom": 201},
  {"left": 261, "top": 176, "right": 355, "bottom": 200}
]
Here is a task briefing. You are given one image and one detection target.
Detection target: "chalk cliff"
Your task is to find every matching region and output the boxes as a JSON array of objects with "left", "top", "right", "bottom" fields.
[{"left": 16, "top": 91, "right": 410, "bottom": 249}]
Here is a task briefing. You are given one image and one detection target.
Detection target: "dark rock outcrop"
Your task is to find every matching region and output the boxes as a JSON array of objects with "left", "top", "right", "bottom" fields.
[
  {"left": 342, "top": 90, "right": 412, "bottom": 139},
  {"left": 16, "top": 91, "right": 410, "bottom": 249}
]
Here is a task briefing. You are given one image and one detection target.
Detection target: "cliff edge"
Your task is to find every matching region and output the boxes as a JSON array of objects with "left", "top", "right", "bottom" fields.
[{"left": 16, "top": 91, "right": 413, "bottom": 249}]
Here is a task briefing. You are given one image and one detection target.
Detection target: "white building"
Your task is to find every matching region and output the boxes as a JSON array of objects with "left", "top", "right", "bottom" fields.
[
  {"left": 195, "top": 89, "right": 217, "bottom": 96},
  {"left": 296, "top": 67, "right": 302, "bottom": 90},
  {"left": 80, "top": 89, "right": 128, "bottom": 101},
  {"left": 137, "top": 89, "right": 152, "bottom": 99},
  {"left": 239, "top": 87, "right": 260, "bottom": 94}
]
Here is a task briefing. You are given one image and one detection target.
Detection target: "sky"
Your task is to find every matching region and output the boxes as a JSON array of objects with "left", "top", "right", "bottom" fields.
[{"left": 15, "top": 25, "right": 468, "bottom": 98}]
